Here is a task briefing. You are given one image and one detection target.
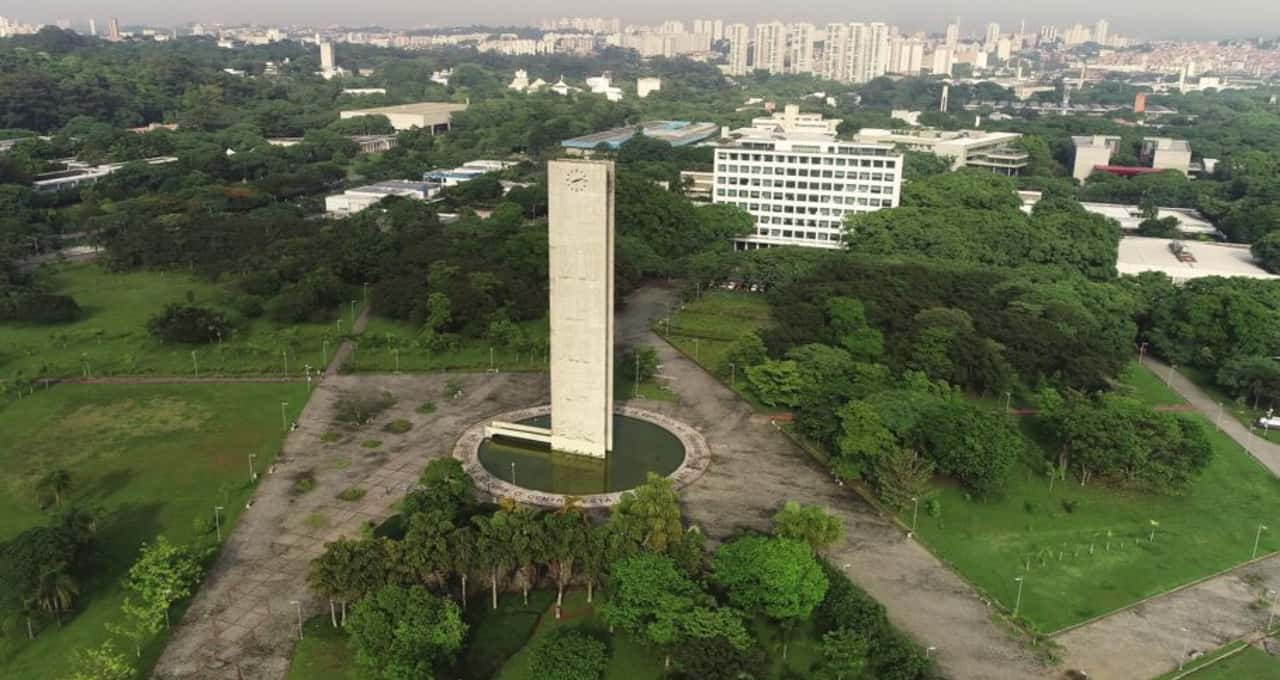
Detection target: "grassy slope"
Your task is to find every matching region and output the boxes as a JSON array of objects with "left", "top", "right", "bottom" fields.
[
  {"left": 1179, "top": 645, "right": 1280, "bottom": 679},
  {"left": 908, "top": 364, "right": 1280, "bottom": 633},
  {"left": 662, "top": 291, "right": 773, "bottom": 409},
  {"left": 0, "top": 264, "right": 358, "bottom": 379},
  {"left": 353, "top": 316, "right": 549, "bottom": 373},
  {"left": 0, "top": 383, "right": 308, "bottom": 678}
]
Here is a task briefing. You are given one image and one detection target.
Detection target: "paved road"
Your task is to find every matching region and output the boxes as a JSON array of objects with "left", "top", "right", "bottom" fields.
[
  {"left": 1051, "top": 359, "right": 1280, "bottom": 679},
  {"left": 1143, "top": 357, "right": 1280, "bottom": 477},
  {"left": 621, "top": 286, "right": 1047, "bottom": 680}
]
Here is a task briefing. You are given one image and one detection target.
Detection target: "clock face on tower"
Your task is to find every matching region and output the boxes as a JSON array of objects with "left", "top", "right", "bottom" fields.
[{"left": 565, "top": 168, "right": 589, "bottom": 192}]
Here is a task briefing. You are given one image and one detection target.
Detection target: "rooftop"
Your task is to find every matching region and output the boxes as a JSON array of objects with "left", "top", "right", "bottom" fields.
[
  {"left": 348, "top": 180, "right": 434, "bottom": 196},
  {"left": 857, "top": 128, "right": 1022, "bottom": 148},
  {"left": 1117, "top": 237, "right": 1276, "bottom": 282},
  {"left": 341, "top": 102, "right": 469, "bottom": 117},
  {"left": 561, "top": 121, "right": 719, "bottom": 150}
]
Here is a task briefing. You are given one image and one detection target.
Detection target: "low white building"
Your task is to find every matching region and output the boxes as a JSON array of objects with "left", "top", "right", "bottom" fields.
[
  {"left": 1117, "top": 237, "right": 1276, "bottom": 282},
  {"left": 339, "top": 102, "right": 468, "bottom": 133},
  {"left": 855, "top": 128, "right": 1028, "bottom": 174},
  {"left": 32, "top": 157, "right": 178, "bottom": 193},
  {"left": 746, "top": 104, "right": 841, "bottom": 136},
  {"left": 423, "top": 160, "right": 518, "bottom": 188},
  {"left": 637, "top": 77, "right": 662, "bottom": 98},
  {"left": 324, "top": 180, "right": 436, "bottom": 216}
]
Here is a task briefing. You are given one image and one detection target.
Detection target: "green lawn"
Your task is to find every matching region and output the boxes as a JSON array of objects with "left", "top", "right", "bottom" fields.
[
  {"left": 286, "top": 616, "right": 358, "bottom": 680},
  {"left": 1116, "top": 362, "right": 1187, "bottom": 407},
  {"left": 0, "top": 264, "right": 359, "bottom": 380},
  {"left": 660, "top": 291, "right": 773, "bottom": 409},
  {"left": 0, "top": 382, "right": 309, "bottom": 679},
  {"left": 1180, "top": 364, "right": 1280, "bottom": 445},
  {"left": 905, "top": 365, "right": 1280, "bottom": 634},
  {"left": 1169, "top": 644, "right": 1280, "bottom": 679},
  {"left": 351, "top": 316, "right": 548, "bottom": 373}
]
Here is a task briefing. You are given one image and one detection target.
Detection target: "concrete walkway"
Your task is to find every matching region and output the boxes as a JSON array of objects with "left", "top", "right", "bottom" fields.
[
  {"left": 622, "top": 287, "right": 1047, "bottom": 680},
  {"left": 1143, "top": 357, "right": 1280, "bottom": 477}
]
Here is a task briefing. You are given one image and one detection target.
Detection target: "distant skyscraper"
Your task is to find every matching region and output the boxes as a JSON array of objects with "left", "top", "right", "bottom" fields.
[
  {"left": 787, "top": 23, "right": 816, "bottom": 75},
  {"left": 726, "top": 24, "right": 751, "bottom": 76},
  {"left": 106, "top": 16, "right": 120, "bottom": 42},
  {"left": 823, "top": 23, "right": 889, "bottom": 84},
  {"left": 984, "top": 23, "right": 1000, "bottom": 51},
  {"left": 945, "top": 19, "right": 959, "bottom": 47},
  {"left": 1094, "top": 19, "right": 1110, "bottom": 47},
  {"left": 88, "top": 18, "right": 96, "bottom": 36},
  {"left": 712, "top": 20, "right": 724, "bottom": 42},
  {"left": 320, "top": 41, "right": 336, "bottom": 72},
  {"left": 753, "top": 22, "right": 787, "bottom": 74}
]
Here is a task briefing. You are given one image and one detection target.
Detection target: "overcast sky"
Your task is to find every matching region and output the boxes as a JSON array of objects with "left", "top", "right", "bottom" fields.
[{"left": 5, "top": 0, "right": 1279, "bottom": 40}]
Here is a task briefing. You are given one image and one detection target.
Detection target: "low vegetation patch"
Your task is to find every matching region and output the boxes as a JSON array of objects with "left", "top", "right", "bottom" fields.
[
  {"left": 333, "top": 389, "right": 397, "bottom": 428},
  {"left": 382, "top": 419, "right": 412, "bottom": 434},
  {"left": 361, "top": 440, "right": 382, "bottom": 449},
  {"left": 291, "top": 470, "right": 317, "bottom": 496},
  {"left": 415, "top": 402, "right": 437, "bottom": 415},
  {"left": 337, "top": 487, "right": 367, "bottom": 502}
]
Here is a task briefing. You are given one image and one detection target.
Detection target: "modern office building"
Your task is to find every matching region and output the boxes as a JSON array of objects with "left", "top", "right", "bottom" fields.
[
  {"left": 1071, "top": 135, "right": 1122, "bottom": 181},
  {"left": 712, "top": 128, "right": 903, "bottom": 250},
  {"left": 106, "top": 17, "right": 121, "bottom": 42},
  {"left": 1143, "top": 137, "right": 1192, "bottom": 176},
  {"left": 636, "top": 77, "right": 662, "bottom": 98},
  {"left": 339, "top": 102, "right": 468, "bottom": 132},
  {"left": 749, "top": 104, "right": 842, "bottom": 136},
  {"left": 561, "top": 121, "right": 719, "bottom": 154},
  {"left": 855, "top": 128, "right": 1028, "bottom": 174}
]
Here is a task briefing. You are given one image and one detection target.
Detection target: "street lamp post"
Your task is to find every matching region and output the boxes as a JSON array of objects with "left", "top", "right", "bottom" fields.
[
  {"left": 214, "top": 506, "right": 224, "bottom": 541},
  {"left": 281, "top": 402, "right": 289, "bottom": 432},
  {"left": 191, "top": 351, "right": 199, "bottom": 378},
  {"left": 1268, "top": 590, "right": 1277, "bottom": 633},
  {"left": 1013, "top": 576, "right": 1025, "bottom": 618},
  {"left": 729, "top": 362, "right": 736, "bottom": 388},
  {"left": 305, "top": 365, "right": 313, "bottom": 392},
  {"left": 322, "top": 339, "right": 329, "bottom": 367},
  {"left": 911, "top": 496, "right": 920, "bottom": 534},
  {"left": 1166, "top": 362, "right": 1176, "bottom": 386},
  {"left": 1216, "top": 402, "right": 1224, "bottom": 432},
  {"left": 1138, "top": 341, "right": 1149, "bottom": 365},
  {"left": 249, "top": 453, "right": 257, "bottom": 482},
  {"left": 510, "top": 462, "right": 516, "bottom": 486},
  {"left": 290, "top": 600, "right": 303, "bottom": 640},
  {"left": 350, "top": 300, "right": 357, "bottom": 328},
  {"left": 283, "top": 350, "right": 288, "bottom": 377},
  {"left": 1005, "top": 391, "right": 1012, "bottom": 415},
  {"left": 1253, "top": 524, "right": 1270, "bottom": 559},
  {"left": 926, "top": 646, "right": 937, "bottom": 659},
  {"left": 1178, "top": 627, "right": 1191, "bottom": 670},
  {"left": 634, "top": 353, "right": 640, "bottom": 398}
]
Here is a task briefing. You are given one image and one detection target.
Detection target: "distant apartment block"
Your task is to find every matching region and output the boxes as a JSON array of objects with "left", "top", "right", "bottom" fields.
[
  {"left": 1071, "top": 135, "right": 1123, "bottom": 181},
  {"left": 1143, "top": 137, "right": 1192, "bottom": 176},
  {"left": 856, "top": 128, "right": 1028, "bottom": 174},
  {"left": 561, "top": 121, "right": 719, "bottom": 154},
  {"left": 1072, "top": 135, "right": 1193, "bottom": 181}
]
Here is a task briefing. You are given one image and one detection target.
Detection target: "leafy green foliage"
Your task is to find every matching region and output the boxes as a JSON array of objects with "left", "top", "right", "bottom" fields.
[
  {"left": 772, "top": 502, "right": 844, "bottom": 554},
  {"left": 528, "top": 629, "right": 609, "bottom": 680},
  {"left": 347, "top": 584, "right": 466, "bottom": 680},
  {"left": 710, "top": 536, "right": 828, "bottom": 623},
  {"left": 145, "top": 304, "right": 231, "bottom": 344}
]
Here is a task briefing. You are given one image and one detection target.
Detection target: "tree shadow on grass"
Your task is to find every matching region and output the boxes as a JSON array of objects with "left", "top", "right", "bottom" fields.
[{"left": 76, "top": 467, "right": 135, "bottom": 505}]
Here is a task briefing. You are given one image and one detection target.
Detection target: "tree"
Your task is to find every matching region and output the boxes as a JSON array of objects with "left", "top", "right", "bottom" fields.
[
  {"left": 121, "top": 536, "right": 202, "bottom": 630},
  {"left": 35, "top": 569, "right": 78, "bottom": 627},
  {"left": 36, "top": 468, "right": 72, "bottom": 509},
  {"left": 62, "top": 641, "right": 134, "bottom": 680},
  {"left": 622, "top": 345, "right": 660, "bottom": 383},
  {"left": 915, "top": 400, "right": 1022, "bottom": 497},
  {"left": 145, "top": 304, "right": 232, "bottom": 344},
  {"left": 529, "top": 629, "right": 609, "bottom": 680},
  {"left": 308, "top": 538, "right": 394, "bottom": 626},
  {"left": 672, "top": 633, "right": 766, "bottom": 680},
  {"left": 607, "top": 473, "right": 684, "bottom": 554},
  {"left": 772, "top": 502, "right": 844, "bottom": 554},
  {"left": 1252, "top": 231, "right": 1280, "bottom": 273},
  {"left": 818, "top": 628, "right": 869, "bottom": 680},
  {"left": 833, "top": 400, "right": 899, "bottom": 483},
  {"left": 827, "top": 297, "right": 883, "bottom": 361},
  {"left": 745, "top": 360, "right": 806, "bottom": 408},
  {"left": 446, "top": 526, "right": 475, "bottom": 609},
  {"left": 724, "top": 331, "right": 768, "bottom": 372},
  {"left": 1217, "top": 355, "right": 1280, "bottom": 407},
  {"left": 472, "top": 512, "right": 514, "bottom": 610},
  {"left": 710, "top": 536, "right": 828, "bottom": 657},
  {"left": 411, "top": 458, "right": 474, "bottom": 517},
  {"left": 544, "top": 504, "right": 591, "bottom": 616},
  {"left": 347, "top": 584, "right": 466, "bottom": 680}
]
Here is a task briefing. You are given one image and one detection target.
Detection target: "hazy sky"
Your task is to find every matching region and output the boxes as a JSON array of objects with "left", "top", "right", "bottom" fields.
[{"left": 6, "top": 0, "right": 1279, "bottom": 40}]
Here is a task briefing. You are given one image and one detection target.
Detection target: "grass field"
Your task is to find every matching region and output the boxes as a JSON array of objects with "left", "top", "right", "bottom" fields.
[
  {"left": 661, "top": 291, "right": 773, "bottom": 409},
  {"left": 351, "top": 316, "right": 549, "bottom": 373},
  {"left": 0, "top": 382, "right": 309, "bottom": 679},
  {"left": 1179, "top": 365, "right": 1280, "bottom": 445},
  {"left": 906, "top": 365, "right": 1280, "bottom": 634},
  {"left": 1168, "top": 644, "right": 1280, "bottom": 679},
  {"left": 0, "top": 264, "right": 360, "bottom": 380}
]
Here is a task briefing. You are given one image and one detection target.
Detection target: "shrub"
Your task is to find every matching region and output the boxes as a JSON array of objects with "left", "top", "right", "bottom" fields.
[
  {"left": 146, "top": 304, "right": 232, "bottom": 344},
  {"left": 443, "top": 378, "right": 464, "bottom": 399},
  {"left": 415, "top": 402, "right": 437, "bottom": 415},
  {"left": 291, "top": 470, "right": 316, "bottom": 496},
  {"left": 333, "top": 389, "right": 397, "bottom": 427},
  {"left": 361, "top": 440, "right": 382, "bottom": 449},
  {"left": 13, "top": 293, "right": 80, "bottom": 324},
  {"left": 382, "top": 419, "right": 412, "bottom": 434},
  {"left": 320, "top": 431, "right": 342, "bottom": 443},
  {"left": 529, "top": 629, "right": 609, "bottom": 680},
  {"left": 337, "top": 487, "right": 367, "bottom": 502}
]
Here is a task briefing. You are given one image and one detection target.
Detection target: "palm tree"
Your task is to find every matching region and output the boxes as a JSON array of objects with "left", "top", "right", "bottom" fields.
[
  {"left": 447, "top": 526, "right": 476, "bottom": 609},
  {"left": 400, "top": 511, "right": 454, "bottom": 589},
  {"left": 35, "top": 570, "right": 78, "bottom": 628},
  {"left": 545, "top": 503, "right": 590, "bottom": 617},
  {"left": 473, "top": 514, "right": 513, "bottom": 610},
  {"left": 507, "top": 508, "right": 544, "bottom": 606},
  {"left": 36, "top": 469, "right": 72, "bottom": 509}
]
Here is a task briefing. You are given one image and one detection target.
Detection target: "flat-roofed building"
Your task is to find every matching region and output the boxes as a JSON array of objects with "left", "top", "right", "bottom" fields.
[
  {"left": 749, "top": 104, "right": 841, "bottom": 137},
  {"left": 324, "top": 180, "right": 436, "bottom": 216},
  {"left": 339, "top": 102, "right": 469, "bottom": 132},
  {"left": 32, "top": 156, "right": 178, "bottom": 193},
  {"left": 679, "top": 170, "right": 714, "bottom": 200},
  {"left": 1143, "top": 137, "right": 1192, "bottom": 176},
  {"left": 713, "top": 129, "right": 903, "bottom": 250},
  {"left": 856, "top": 128, "right": 1028, "bottom": 174},
  {"left": 1117, "top": 237, "right": 1276, "bottom": 282},
  {"left": 1071, "top": 135, "right": 1122, "bottom": 181},
  {"left": 561, "top": 121, "right": 719, "bottom": 154}
]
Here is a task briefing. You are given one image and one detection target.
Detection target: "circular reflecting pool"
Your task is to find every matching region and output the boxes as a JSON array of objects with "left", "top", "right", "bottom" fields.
[{"left": 477, "top": 414, "right": 686, "bottom": 495}]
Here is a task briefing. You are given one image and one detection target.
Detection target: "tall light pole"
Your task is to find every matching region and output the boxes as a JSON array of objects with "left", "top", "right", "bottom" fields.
[
  {"left": 911, "top": 496, "right": 920, "bottom": 534},
  {"left": 1013, "top": 576, "right": 1025, "bottom": 618},
  {"left": 350, "top": 300, "right": 357, "bottom": 328},
  {"left": 1165, "top": 362, "right": 1176, "bottom": 386},
  {"left": 290, "top": 600, "right": 303, "bottom": 640},
  {"left": 304, "top": 365, "right": 313, "bottom": 392},
  {"left": 926, "top": 646, "right": 937, "bottom": 659},
  {"left": 191, "top": 351, "right": 199, "bottom": 378},
  {"left": 363, "top": 282, "right": 368, "bottom": 304},
  {"left": 322, "top": 339, "right": 329, "bottom": 367},
  {"left": 1267, "top": 589, "right": 1277, "bottom": 633},
  {"left": 510, "top": 462, "right": 516, "bottom": 486},
  {"left": 1178, "top": 627, "right": 1190, "bottom": 670},
  {"left": 283, "top": 350, "right": 288, "bottom": 377},
  {"left": 249, "top": 453, "right": 257, "bottom": 482},
  {"left": 1005, "top": 392, "right": 1012, "bottom": 415},
  {"left": 1138, "top": 341, "right": 1149, "bottom": 366},
  {"left": 729, "top": 362, "right": 736, "bottom": 388},
  {"left": 634, "top": 352, "right": 641, "bottom": 397},
  {"left": 214, "top": 506, "right": 224, "bottom": 541},
  {"left": 281, "top": 402, "right": 289, "bottom": 432},
  {"left": 1253, "top": 524, "right": 1269, "bottom": 559},
  {"left": 1216, "top": 402, "right": 1224, "bottom": 432}
]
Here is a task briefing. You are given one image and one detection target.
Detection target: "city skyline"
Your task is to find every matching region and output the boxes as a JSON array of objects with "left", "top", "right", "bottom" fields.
[{"left": 3, "top": 1, "right": 1280, "bottom": 41}]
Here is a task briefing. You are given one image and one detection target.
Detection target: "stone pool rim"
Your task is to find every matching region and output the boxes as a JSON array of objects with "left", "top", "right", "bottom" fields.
[{"left": 453, "top": 404, "right": 710, "bottom": 508}]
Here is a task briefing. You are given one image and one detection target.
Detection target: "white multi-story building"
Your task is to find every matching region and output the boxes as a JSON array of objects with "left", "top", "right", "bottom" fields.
[
  {"left": 753, "top": 22, "right": 787, "bottom": 74},
  {"left": 822, "top": 22, "right": 890, "bottom": 84},
  {"left": 726, "top": 24, "right": 751, "bottom": 76},
  {"left": 1094, "top": 19, "right": 1110, "bottom": 47},
  {"left": 787, "top": 23, "right": 816, "bottom": 75},
  {"left": 713, "top": 128, "right": 903, "bottom": 250},
  {"left": 984, "top": 23, "right": 1001, "bottom": 51}
]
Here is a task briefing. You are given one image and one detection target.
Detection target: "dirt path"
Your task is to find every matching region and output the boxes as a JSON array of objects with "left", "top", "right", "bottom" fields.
[
  {"left": 326, "top": 304, "right": 372, "bottom": 379},
  {"left": 622, "top": 286, "right": 1047, "bottom": 680},
  {"left": 151, "top": 372, "right": 548, "bottom": 679}
]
